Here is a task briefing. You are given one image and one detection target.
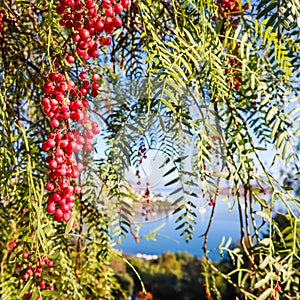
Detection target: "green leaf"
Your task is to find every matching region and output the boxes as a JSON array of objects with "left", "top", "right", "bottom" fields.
[
  {"left": 65, "top": 212, "right": 76, "bottom": 234},
  {"left": 165, "top": 177, "right": 180, "bottom": 186},
  {"left": 170, "top": 187, "right": 183, "bottom": 196},
  {"left": 173, "top": 204, "right": 185, "bottom": 215},
  {"left": 160, "top": 98, "right": 176, "bottom": 113},
  {"left": 20, "top": 279, "right": 33, "bottom": 297},
  {"left": 257, "top": 2, "right": 277, "bottom": 19},
  {"left": 163, "top": 166, "right": 177, "bottom": 177}
]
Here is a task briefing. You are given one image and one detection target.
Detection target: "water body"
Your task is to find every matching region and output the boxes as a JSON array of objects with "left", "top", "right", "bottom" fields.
[{"left": 114, "top": 197, "right": 264, "bottom": 261}]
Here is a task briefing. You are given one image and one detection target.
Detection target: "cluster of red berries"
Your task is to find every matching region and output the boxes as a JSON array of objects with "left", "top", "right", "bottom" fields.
[
  {"left": 56, "top": 0, "right": 130, "bottom": 61},
  {"left": 134, "top": 140, "right": 148, "bottom": 185},
  {"left": 72, "top": 121, "right": 100, "bottom": 153},
  {"left": 141, "top": 184, "right": 152, "bottom": 220},
  {"left": 135, "top": 169, "right": 141, "bottom": 185},
  {"left": 143, "top": 186, "right": 150, "bottom": 200},
  {"left": 214, "top": 0, "right": 249, "bottom": 19},
  {"left": 211, "top": 1, "right": 249, "bottom": 91},
  {"left": 265, "top": 282, "right": 282, "bottom": 300},
  {"left": 42, "top": 72, "right": 85, "bottom": 126},
  {"left": 42, "top": 72, "right": 86, "bottom": 222},
  {"left": 0, "top": 9, "right": 4, "bottom": 33},
  {"left": 138, "top": 142, "right": 147, "bottom": 164},
  {"left": 216, "top": 0, "right": 241, "bottom": 15},
  {"left": 16, "top": 251, "right": 55, "bottom": 299},
  {"left": 142, "top": 190, "right": 153, "bottom": 221},
  {"left": 77, "top": 70, "right": 102, "bottom": 99},
  {"left": 42, "top": 0, "right": 128, "bottom": 221},
  {"left": 42, "top": 70, "right": 103, "bottom": 221},
  {"left": 226, "top": 53, "right": 243, "bottom": 91},
  {"left": 208, "top": 197, "right": 216, "bottom": 206}
]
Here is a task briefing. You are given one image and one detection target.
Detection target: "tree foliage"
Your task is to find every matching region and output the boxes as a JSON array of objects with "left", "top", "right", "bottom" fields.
[{"left": 0, "top": 0, "right": 299, "bottom": 299}]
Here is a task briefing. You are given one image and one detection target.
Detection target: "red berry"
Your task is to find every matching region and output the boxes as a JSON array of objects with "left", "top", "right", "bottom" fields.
[
  {"left": 39, "top": 260, "right": 46, "bottom": 267},
  {"left": 74, "top": 1, "right": 83, "bottom": 10},
  {"left": 57, "top": 73, "right": 65, "bottom": 82},
  {"left": 25, "top": 268, "right": 33, "bottom": 275},
  {"left": 85, "top": 131, "right": 94, "bottom": 140},
  {"left": 230, "top": 58, "right": 236, "bottom": 66},
  {"left": 102, "top": 1, "right": 111, "bottom": 9},
  {"left": 275, "top": 283, "right": 282, "bottom": 292},
  {"left": 48, "top": 260, "right": 54, "bottom": 267},
  {"left": 54, "top": 208, "right": 64, "bottom": 221},
  {"left": 39, "top": 280, "right": 46, "bottom": 290},
  {"left": 56, "top": 4, "right": 65, "bottom": 14},
  {"left": 86, "top": 0, "right": 96, "bottom": 9},
  {"left": 41, "top": 97, "right": 51, "bottom": 106},
  {"left": 74, "top": 12, "right": 83, "bottom": 21},
  {"left": 59, "top": 139, "right": 68, "bottom": 148},
  {"left": 34, "top": 266, "right": 43, "bottom": 275},
  {"left": 73, "top": 99, "right": 83, "bottom": 109},
  {"left": 70, "top": 111, "right": 83, "bottom": 121},
  {"left": 49, "top": 73, "right": 58, "bottom": 82},
  {"left": 82, "top": 99, "right": 89, "bottom": 108},
  {"left": 79, "top": 28, "right": 90, "bottom": 40},
  {"left": 84, "top": 143, "right": 93, "bottom": 152},
  {"left": 76, "top": 134, "right": 85, "bottom": 145},
  {"left": 59, "top": 19, "right": 66, "bottom": 26},
  {"left": 82, "top": 80, "right": 90, "bottom": 89},
  {"left": 104, "top": 25, "right": 115, "bottom": 34},
  {"left": 65, "top": 20, "right": 73, "bottom": 29},
  {"left": 79, "top": 71, "right": 87, "bottom": 79},
  {"left": 92, "top": 126, "right": 100, "bottom": 135},
  {"left": 45, "top": 138, "right": 56, "bottom": 148},
  {"left": 82, "top": 52, "right": 91, "bottom": 61},
  {"left": 88, "top": 48, "right": 98, "bottom": 57},
  {"left": 49, "top": 159, "right": 58, "bottom": 170},
  {"left": 46, "top": 181, "right": 56, "bottom": 191},
  {"left": 92, "top": 73, "right": 100, "bottom": 81},
  {"left": 91, "top": 89, "right": 98, "bottom": 97},
  {"left": 94, "top": 20, "right": 104, "bottom": 32},
  {"left": 22, "top": 273, "right": 29, "bottom": 281},
  {"left": 91, "top": 82, "right": 100, "bottom": 90},
  {"left": 47, "top": 202, "right": 56, "bottom": 214},
  {"left": 67, "top": 132, "right": 74, "bottom": 141},
  {"left": 112, "top": 16, "right": 122, "bottom": 27},
  {"left": 121, "top": 0, "right": 130, "bottom": 8},
  {"left": 88, "top": 8, "right": 97, "bottom": 17},
  {"left": 114, "top": 3, "right": 123, "bottom": 14},
  {"left": 105, "top": 7, "right": 114, "bottom": 17},
  {"left": 63, "top": 212, "right": 71, "bottom": 222},
  {"left": 72, "top": 33, "right": 81, "bottom": 42},
  {"left": 80, "top": 88, "right": 88, "bottom": 96},
  {"left": 74, "top": 186, "right": 81, "bottom": 194},
  {"left": 66, "top": 54, "right": 76, "bottom": 64},
  {"left": 61, "top": 203, "right": 70, "bottom": 213}
]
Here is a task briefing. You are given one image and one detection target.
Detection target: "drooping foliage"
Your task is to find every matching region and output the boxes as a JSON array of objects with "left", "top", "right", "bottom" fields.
[{"left": 0, "top": 0, "right": 299, "bottom": 299}]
